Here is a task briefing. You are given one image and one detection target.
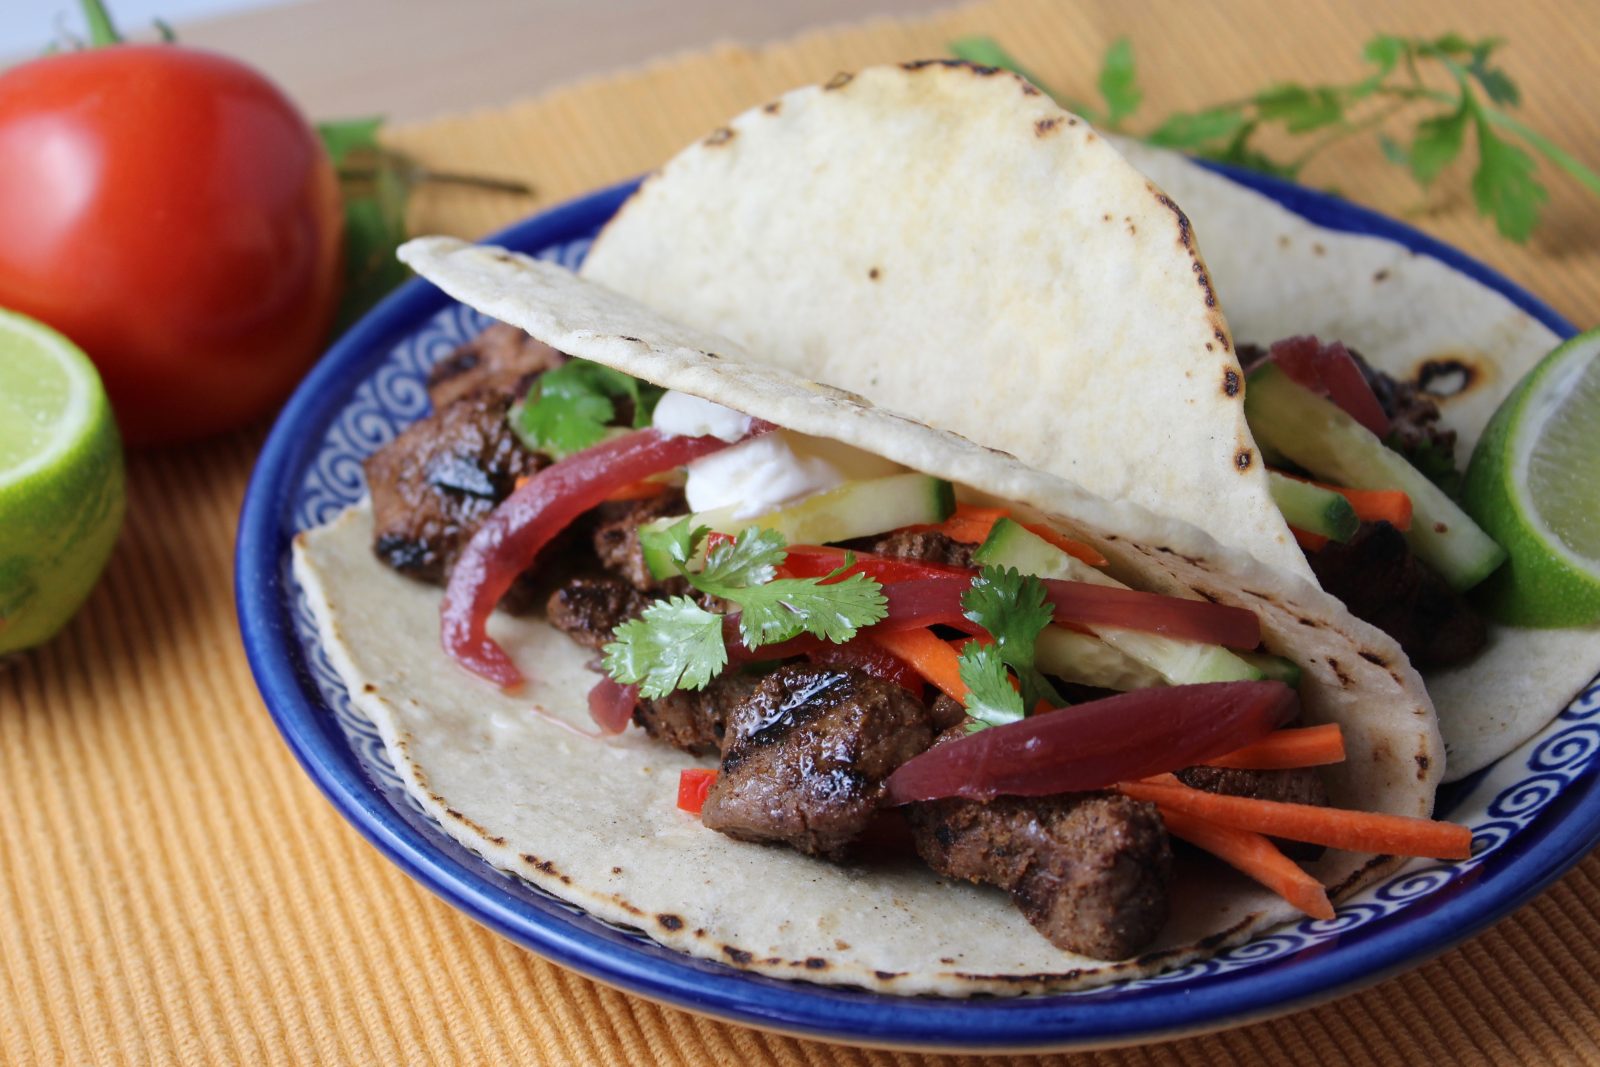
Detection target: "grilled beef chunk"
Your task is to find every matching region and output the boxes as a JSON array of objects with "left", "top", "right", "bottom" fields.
[
  {"left": 700, "top": 665, "right": 938, "bottom": 859},
  {"left": 593, "top": 488, "right": 690, "bottom": 591},
  {"left": 1308, "top": 522, "right": 1487, "bottom": 669},
  {"left": 633, "top": 671, "right": 764, "bottom": 756},
  {"left": 427, "top": 323, "right": 566, "bottom": 408},
  {"left": 1177, "top": 764, "right": 1329, "bottom": 860},
  {"left": 870, "top": 529, "right": 976, "bottom": 567},
  {"left": 929, "top": 694, "right": 969, "bottom": 731},
  {"left": 907, "top": 790, "right": 1171, "bottom": 959},
  {"left": 545, "top": 576, "right": 653, "bottom": 651},
  {"left": 366, "top": 391, "right": 546, "bottom": 587}
]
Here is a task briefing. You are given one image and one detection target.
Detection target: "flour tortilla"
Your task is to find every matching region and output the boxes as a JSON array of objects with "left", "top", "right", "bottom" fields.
[
  {"left": 293, "top": 237, "right": 1438, "bottom": 996},
  {"left": 574, "top": 62, "right": 1598, "bottom": 778}
]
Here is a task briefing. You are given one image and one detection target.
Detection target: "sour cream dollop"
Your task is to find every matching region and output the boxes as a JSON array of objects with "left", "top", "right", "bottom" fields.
[{"left": 652, "top": 390, "right": 902, "bottom": 519}]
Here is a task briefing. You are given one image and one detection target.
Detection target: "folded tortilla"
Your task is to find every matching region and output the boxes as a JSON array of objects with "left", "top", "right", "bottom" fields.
[
  {"left": 574, "top": 61, "right": 1600, "bottom": 778},
  {"left": 291, "top": 237, "right": 1438, "bottom": 995}
]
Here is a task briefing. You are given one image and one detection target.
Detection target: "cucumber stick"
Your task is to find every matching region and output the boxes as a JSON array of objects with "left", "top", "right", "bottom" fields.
[
  {"left": 1267, "top": 471, "right": 1359, "bottom": 541},
  {"left": 641, "top": 472, "right": 954, "bottom": 579},
  {"left": 975, "top": 519, "right": 1263, "bottom": 685},
  {"left": 1246, "top": 363, "right": 1506, "bottom": 591}
]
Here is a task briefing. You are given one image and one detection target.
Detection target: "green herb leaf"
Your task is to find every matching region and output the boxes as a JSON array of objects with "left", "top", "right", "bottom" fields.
[
  {"left": 1145, "top": 107, "right": 1251, "bottom": 150},
  {"left": 1098, "top": 37, "right": 1142, "bottom": 129},
  {"left": 603, "top": 597, "right": 727, "bottom": 699},
  {"left": 728, "top": 568, "right": 888, "bottom": 648},
  {"left": 699, "top": 527, "right": 786, "bottom": 590},
  {"left": 957, "top": 641, "right": 1026, "bottom": 731},
  {"left": 1409, "top": 105, "right": 1469, "bottom": 186},
  {"left": 638, "top": 517, "right": 709, "bottom": 575},
  {"left": 318, "top": 118, "right": 412, "bottom": 331},
  {"left": 512, "top": 359, "right": 664, "bottom": 458},
  {"left": 960, "top": 565, "right": 1063, "bottom": 714},
  {"left": 1254, "top": 84, "right": 1344, "bottom": 134},
  {"left": 1470, "top": 107, "right": 1547, "bottom": 241},
  {"left": 1362, "top": 34, "right": 1407, "bottom": 75}
]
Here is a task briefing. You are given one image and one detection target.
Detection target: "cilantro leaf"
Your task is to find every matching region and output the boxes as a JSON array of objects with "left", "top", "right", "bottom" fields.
[
  {"left": 1253, "top": 84, "right": 1343, "bottom": 134},
  {"left": 727, "top": 569, "right": 887, "bottom": 648},
  {"left": 957, "top": 642, "right": 1026, "bottom": 731},
  {"left": 512, "top": 360, "right": 664, "bottom": 458},
  {"left": 1098, "top": 38, "right": 1141, "bottom": 129},
  {"left": 1471, "top": 106, "right": 1547, "bottom": 241},
  {"left": 603, "top": 597, "right": 727, "bottom": 699},
  {"left": 1145, "top": 107, "right": 1249, "bottom": 150},
  {"left": 960, "top": 566, "right": 1063, "bottom": 713},
  {"left": 638, "top": 517, "right": 709, "bottom": 578},
  {"left": 1409, "top": 105, "right": 1468, "bottom": 186},
  {"left": 698, "top": 526, "right": 785, "bottom": 589}
]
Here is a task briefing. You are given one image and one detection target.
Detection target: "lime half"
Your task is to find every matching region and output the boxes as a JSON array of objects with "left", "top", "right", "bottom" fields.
[
  {"left": 0, "top": 309, "right": 125, "bottom": 654},
  {"left": 1462, "top": 327, "right": 1600, "bottom": 627}
]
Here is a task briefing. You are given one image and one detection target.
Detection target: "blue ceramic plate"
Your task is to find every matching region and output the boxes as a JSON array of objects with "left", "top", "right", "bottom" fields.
[{"left": 237, "top": 166, "right": 1600, "bottom": 1052}]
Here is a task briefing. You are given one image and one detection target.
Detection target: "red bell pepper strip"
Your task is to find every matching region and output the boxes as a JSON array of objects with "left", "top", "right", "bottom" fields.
[
  {"left": 885, "top": 680, "right": 1296, "bottom": 803},
  {"left": 677, "top": 768, "right": 719, "bottom": 815},
  {"left": 441, "top": 425, "right": 764, "bottom": 688},
  {"left": 803, "top": 640, "right": 923, "bottom": 693},
  {"left": 778, "top": 545, "right": 971, "bottom": 583}
]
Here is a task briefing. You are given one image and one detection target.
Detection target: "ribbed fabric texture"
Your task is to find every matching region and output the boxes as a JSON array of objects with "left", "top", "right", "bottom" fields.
[{"left": 3, "top": 0, "right": 1598, "bottom": 1062}]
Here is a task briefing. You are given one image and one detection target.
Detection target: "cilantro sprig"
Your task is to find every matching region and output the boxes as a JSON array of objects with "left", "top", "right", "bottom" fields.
[
  {"left": 951, "top": 33, "right": 1600, "bottom": 242},
  {"left": 511, "top": 360, "right": 665, "bottom": 458},
  {"left": 956, "top": 566, "right": 1063, "bottom": 731},
  {"left": 602, "top": 521, "right": 888, "bottom": 698}
]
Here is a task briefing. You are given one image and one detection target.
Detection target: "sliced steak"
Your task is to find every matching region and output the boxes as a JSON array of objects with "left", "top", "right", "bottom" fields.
[
  {"left": 870, "top": 529, "right": 976, "bottom": 567},
  {"left": 427, "top": 323, "right": 566, "bottom": 408},
  {"left": 634, "top": 671, "right": 764, "bottom": 757},
  {"left": 929, "top": 694, "right": 969, "bottom": 731},
  {"left": 700, "top": 665, "right": 938, "bottom": 859},
  {"left": 545, "top": 576, "right": 653, "bottom": 651},
  {"left": 593, "top": 487, "right": 690, "bottom": 591},
  {"left": 1177, "top": 764, "right": 1329, "bottom": 861},
  {"left": 1308, "top": 522, "right": 1487, "bottom": 669},
  {"left": 906, "top": 790, "right": 1171, "bottom": 960},
  {"left": 365, "top": 391, "right": 546, "bottom": 587}
]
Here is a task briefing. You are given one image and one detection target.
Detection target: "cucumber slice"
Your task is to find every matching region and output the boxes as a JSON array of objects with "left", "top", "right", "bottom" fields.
[
  {"left": 1246, "top": 362, "right": 1506, "bottom": 590},
  {"left": 1267, "top": 471, "right": 1359, "bottom": 542},
  {"left": 976, "top": 519, "right": 1264, "bottom": 685},
  {"left": 1236, "top": 650, "right": 1302, "bottom": 688},
  {"left": 641, "top": 472, "right": 955, "bottom": 579},
  {"left": 1035, "top": 626, "right": 1162, "bottom": 691}
]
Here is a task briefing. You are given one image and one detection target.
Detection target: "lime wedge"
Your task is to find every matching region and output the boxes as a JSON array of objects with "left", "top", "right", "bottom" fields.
[
  {"left": 0, "top": 309, "right": 124, "bottom": 653},
  {"left": 1462, "top": 327, "right": 1600, "bottom": 627}
]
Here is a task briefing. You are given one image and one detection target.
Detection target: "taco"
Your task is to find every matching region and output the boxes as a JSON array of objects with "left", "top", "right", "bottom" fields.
[
  {"left": 291, "top": 236, "right": 1465, "bottom": 996},
  {"left": 574, "top": 61, "right": 1599, "bottom": 779}
]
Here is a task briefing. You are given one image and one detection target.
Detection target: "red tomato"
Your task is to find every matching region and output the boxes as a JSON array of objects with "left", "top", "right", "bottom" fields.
[{"left": 0, "top": 45, "right": 343, "bottom": 444}]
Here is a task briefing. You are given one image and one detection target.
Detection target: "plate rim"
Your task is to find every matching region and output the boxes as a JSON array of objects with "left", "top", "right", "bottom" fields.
[{"left": 236, "top": 165, "right": 1599, "bottom": 1052}]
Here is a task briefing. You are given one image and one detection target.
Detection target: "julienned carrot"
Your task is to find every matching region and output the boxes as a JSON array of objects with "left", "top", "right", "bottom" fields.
[
  {"left": 1022, "top": 522, "right": 1108, "bottom": 566},
  {"left": 937, "top": 504, "right": 1011, "bottom": 544},
  {"left": 603, "top": 478, "right": 672, "bottom": 503},
  {"left": 1274, "top": 471, "right": 1413, "bottom": 531},
  {"left": 1203, "top": 724, "right": 1346, "bottom": 770},
  {"left": 865, "top": 628, "right": 967, "bottom": 702},
  {"left": 1333, "top": 486, "right": 1413, "bottom": 530},
  {"left": 1157, "top": 807, "right": 1335, "bottom": 920},
  {"left": 1291, "top": 527, "right": 1329, "bottom": 553},
  {"left": 1118, "top": 778, "right": 1472, "bottom": 860}
]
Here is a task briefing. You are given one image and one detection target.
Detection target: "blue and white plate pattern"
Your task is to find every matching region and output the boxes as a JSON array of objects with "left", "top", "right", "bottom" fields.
[{"left": 237, "top": 172, "right": 1600, "bottom": 1051}]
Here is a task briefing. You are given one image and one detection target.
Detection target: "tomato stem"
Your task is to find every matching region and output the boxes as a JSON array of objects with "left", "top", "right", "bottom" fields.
[{"left": 79, "top": 0, "right": 124, "bottom": 46}]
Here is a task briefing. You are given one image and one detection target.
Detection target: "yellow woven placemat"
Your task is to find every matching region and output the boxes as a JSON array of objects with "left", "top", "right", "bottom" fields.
[{"left": 5, "top": 0, "right": 1600, "bottom": 1063}]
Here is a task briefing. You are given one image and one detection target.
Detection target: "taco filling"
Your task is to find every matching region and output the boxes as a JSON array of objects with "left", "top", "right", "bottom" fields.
[{"left": 353, "top": 316, "right": 1468, "bottom": 963}]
